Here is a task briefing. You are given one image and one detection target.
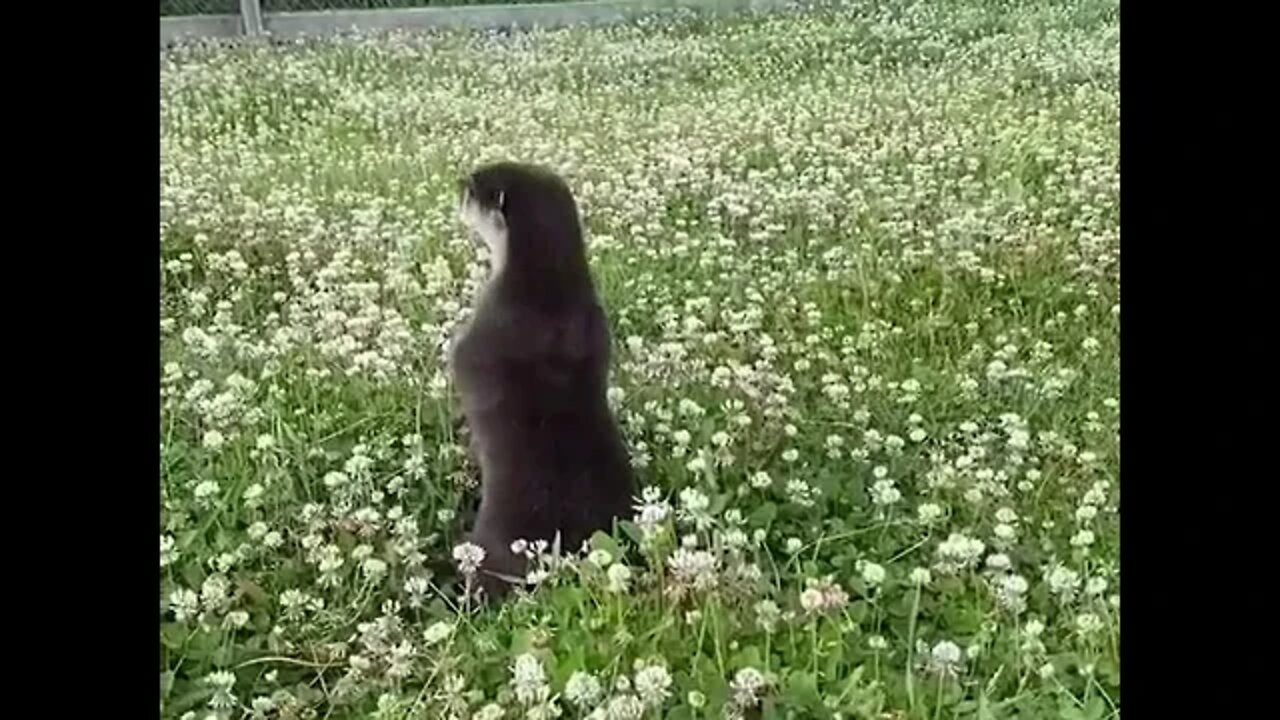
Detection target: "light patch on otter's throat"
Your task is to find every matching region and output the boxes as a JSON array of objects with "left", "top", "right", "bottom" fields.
[{"left": 459, "top": 190, "right": 508, "bottom": 278}]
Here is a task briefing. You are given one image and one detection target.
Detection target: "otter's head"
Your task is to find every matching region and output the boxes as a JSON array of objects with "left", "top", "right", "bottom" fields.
[
  {"left": 458, "top": 170, "right": 510, "bottom": 274},
  {"left": 458, "top": 162, "right": 590, "bottom": 297}
]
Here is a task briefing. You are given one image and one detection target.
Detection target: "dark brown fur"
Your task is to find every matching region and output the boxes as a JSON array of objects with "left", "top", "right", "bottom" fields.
[{"left": 450, "top": 162, "right": 635, "bottom": 601}]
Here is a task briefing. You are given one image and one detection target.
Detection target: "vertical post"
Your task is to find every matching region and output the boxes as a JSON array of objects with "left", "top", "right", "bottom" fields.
[{"left": 240, "top": 0, "right": 264, "bottom": 37}]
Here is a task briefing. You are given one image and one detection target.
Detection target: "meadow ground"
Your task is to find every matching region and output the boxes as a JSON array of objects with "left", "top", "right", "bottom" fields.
[{"left": 160, "top": 1, "right": 1119, "bottom": 717}]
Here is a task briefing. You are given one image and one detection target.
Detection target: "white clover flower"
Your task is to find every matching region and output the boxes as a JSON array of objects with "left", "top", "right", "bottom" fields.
[
  {"left": 160, "top": 535, "right": 179, "bottom": 567},
  {"left": 935, "top": 533, "right": 985, "bottom": 573},
  {"left": 633, "top": 664, "right": 672, "bottom": 707},
  {"left": 927, "top": 640, "right": 963, "bottom": 677},
  {"left": 604, "top": 694, "right": 644, "bottom": 720},
  {"left": 677, "top": 486, "right": 712, "bottom": 528},
  {"left": 452, "top": 542, "right": 486, "bottom": 576},
  {"left": 1046, "top": 563, "right": 1082, "bottom": 600},
  {"left": 361, "top": 557, "right": 387, "bottom": 581},
  {"left": 667, "top": 548, "right": 719, "bottom": 592},
  {"left": 632, "top": 488, "right": 671, "bottom": 538},
  {"left": 169, "top": 588, "right": 199, "bottom": 623},
  {"left": 870, "top": 479, "right": 902, "bottom": 506},
  {"left": 799, "top": 576, "right": 848, "bottom": 614},
  {"left": 422, "top": 620, "right": 454, "bottom": 647},
  {"left": 754, "top": 599, "right": 781, "bottom": 632},
  {"left": 1086, "top": 576, "right": 1108, "bottom": 596},
  {"left": 860, "top": 561, "right": 887, "bottom": 586},
  {"left": 785, "top": 478, "right": 818, "bottom": 506},
  {"left": 729, "top": 667, "right": 768, "bottom": 708},
  {"left": 193, "top": 480, "right": 220, "bottom": 503},
  {"left": 995, "top": 573, "right": 1030, "bottom": 613},
  {"left": 1075, "top": 612, "right": 1104, "bottom": 635},
  {"left": 1070, "top": 529, "right": 1096, "bottom": 548},
  {"left": 799, "top": 587, "right": 825, "bottom": 614},
  {"left": 204, "top": 669, "right": 237, "bottom": 709},
  {"left": 564, "top": 670, "right": 603, "bottom": 707},
  {"left": 510, "top": 652, "right": 547, "bottom": 705},
  {"left": 606, "top": 563, "right": 633, "bottom": 593},
  {"left": 917, "top": 502, "right": 944, "bottom": 524}
]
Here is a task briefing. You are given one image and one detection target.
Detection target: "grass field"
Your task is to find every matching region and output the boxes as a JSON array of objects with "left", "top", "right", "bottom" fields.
[{"left": 160, "top": 1, "right": 1119, "bottom": 717}]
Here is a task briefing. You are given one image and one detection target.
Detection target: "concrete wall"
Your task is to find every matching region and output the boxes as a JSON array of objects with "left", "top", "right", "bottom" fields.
[
  {"left": 161, "top": 14, "right": 243, "bottom": 45},
  {"left": 161, "top": 0, "right": 796, "bottom": 48}
]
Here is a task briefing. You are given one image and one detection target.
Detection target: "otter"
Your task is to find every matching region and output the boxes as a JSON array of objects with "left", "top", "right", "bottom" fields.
[{"left": 450, "top": 161, "right": 635, "bottom": 600}]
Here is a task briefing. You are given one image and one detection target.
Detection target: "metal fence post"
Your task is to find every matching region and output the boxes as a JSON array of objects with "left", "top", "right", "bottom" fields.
[{"left": 240, "top": 0, "right": 264, "bottom": 36}]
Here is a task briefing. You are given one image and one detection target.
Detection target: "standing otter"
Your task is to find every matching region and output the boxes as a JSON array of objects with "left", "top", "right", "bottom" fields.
[{"left": 450, "top": 161, "right": 635, "bottom": 600}]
